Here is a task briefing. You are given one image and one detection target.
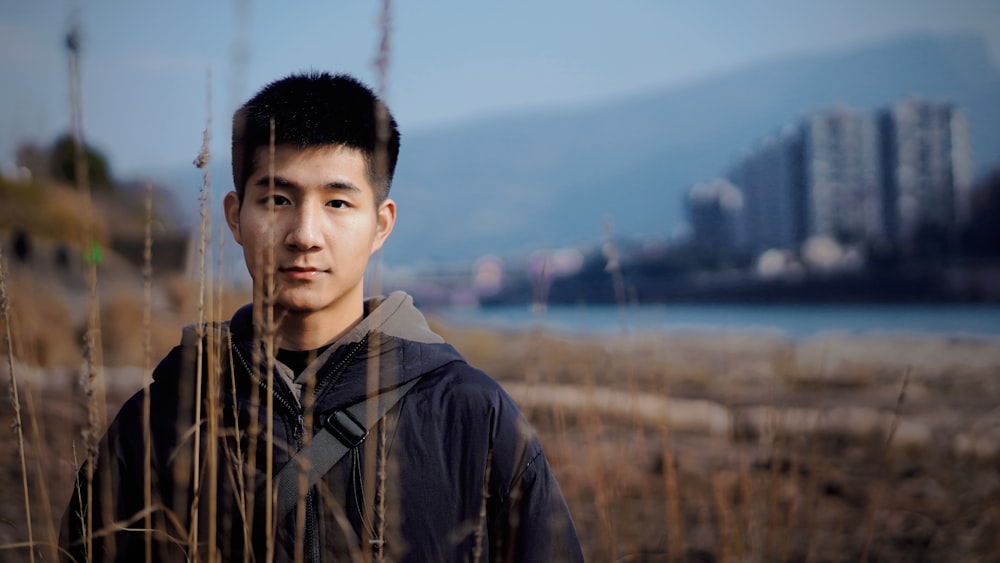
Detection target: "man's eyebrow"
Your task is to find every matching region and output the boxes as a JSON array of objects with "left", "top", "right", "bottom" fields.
[
  {"left": 324, "top": 181, "right": 363, "bottom": 193},
  {"left": 252, "top": 175, "right": 296, "bottom": 189},
  {"left": 250, "top": 176, "right": 362, "bottom": 192}
]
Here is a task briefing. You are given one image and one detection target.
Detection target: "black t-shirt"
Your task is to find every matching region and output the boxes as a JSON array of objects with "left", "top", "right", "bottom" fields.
[{"left": 276, "top": 344, "right": 332, "bottom": 377}]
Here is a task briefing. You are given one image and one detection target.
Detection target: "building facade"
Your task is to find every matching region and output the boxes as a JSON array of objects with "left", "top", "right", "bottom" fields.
[
  {"left": 709, "top": 99, "right": 972, "bottom": 257},
  {"left": 803, "top": 107, "right": 883, "bottom": 244},
  {"left": 687, "top": 178, "right": 744, "bottom": 250},
  {"left": 725, "top": 125, "right": 805, "bottom": 253}
]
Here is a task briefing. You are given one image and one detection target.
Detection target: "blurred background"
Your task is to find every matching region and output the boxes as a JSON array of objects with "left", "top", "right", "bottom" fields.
[{"left": 2, "top": 1, "right": 1000, "bottom": 338}]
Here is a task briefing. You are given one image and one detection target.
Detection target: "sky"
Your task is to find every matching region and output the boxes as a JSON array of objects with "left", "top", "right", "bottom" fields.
[{"left": 1, "top": 1, "right": 999, "bottom": 182}]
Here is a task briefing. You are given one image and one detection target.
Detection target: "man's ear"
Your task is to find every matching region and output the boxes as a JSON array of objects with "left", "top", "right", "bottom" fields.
[
  {"left": 370, "top": 198, "right": 396, "bottom": 255},
  {"left": 223, "top": 191, "right": 243, "bottom": 245}
]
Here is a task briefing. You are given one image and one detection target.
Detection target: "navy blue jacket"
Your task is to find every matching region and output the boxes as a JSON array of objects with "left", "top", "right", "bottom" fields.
[{"left": 61, "top": 293, "right": 583, "bottom": 562}]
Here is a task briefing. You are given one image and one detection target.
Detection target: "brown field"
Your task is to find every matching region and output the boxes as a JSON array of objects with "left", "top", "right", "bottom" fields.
[
  {"left": 431, "top": 321, "right": 1000, "bottom": 562},
  {"left": 1, "top": 262, "right": 999, "bottom": 561}
]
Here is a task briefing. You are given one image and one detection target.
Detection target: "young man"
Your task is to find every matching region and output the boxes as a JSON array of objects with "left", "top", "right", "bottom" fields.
[{"left": 61, "top": 73, "right": 583, "bottom": 562}]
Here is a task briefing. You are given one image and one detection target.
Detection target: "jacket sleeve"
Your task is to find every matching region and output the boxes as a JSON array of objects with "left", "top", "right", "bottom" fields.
[
  {"left": 502, "top": 448, "right": 585, "bottom": 563},
  {"left": 60, "top": 349, "right": 192, "bottom": 563},
  {"left": 59, "top": 391, "right": 169, "bottom": 562},
  {"left": 486, "top": 392, "right": 584, "bottom": 563}
]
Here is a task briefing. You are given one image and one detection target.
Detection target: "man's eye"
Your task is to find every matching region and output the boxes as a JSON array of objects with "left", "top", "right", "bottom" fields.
[
  {"left": 268, "top": 195, "right": 291, "bottom": 206},
  {"left": 327, "top": 200, "right": 349, "bottom": 209}
]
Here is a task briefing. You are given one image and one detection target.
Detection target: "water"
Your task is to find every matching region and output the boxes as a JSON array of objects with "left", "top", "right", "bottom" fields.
[{"left": 436, "top": 303, "right": 1000, "bottom": 339}]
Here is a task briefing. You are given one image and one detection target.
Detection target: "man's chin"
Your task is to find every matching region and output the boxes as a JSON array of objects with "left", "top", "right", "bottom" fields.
[
  {"left": 274, "top": 300, "right": 323, "bottom": 315},
  {"left": 266, "top": 286, "right": 358, "bottom": 317},
  {"left": 272, "top": 293, "right": 341, "bottom": 316}
]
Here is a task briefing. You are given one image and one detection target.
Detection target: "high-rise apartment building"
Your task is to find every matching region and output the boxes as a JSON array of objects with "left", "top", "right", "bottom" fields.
[
  {"left": 803, "top": 107, "right": 883, "bottom": 243},
  {"left": 726, "top": 125, "right": 805, "bottom": 253},
  {"left": 687, "top": 178, "right": 744, "bottom": 250},
  {"left": 879, "top": 99, "right": 971, "bottom": 242},
  {"left": 714, "top": 99, "right": 972, "bottom": 256}
]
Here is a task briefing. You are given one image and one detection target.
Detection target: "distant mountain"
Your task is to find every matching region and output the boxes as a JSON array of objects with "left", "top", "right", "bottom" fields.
[
  {"left": 386, "top": 32, "right": 1000, "bottom": 266},
  {"left": 152, "top": 33, "right": 1000, "bottom": 268}
]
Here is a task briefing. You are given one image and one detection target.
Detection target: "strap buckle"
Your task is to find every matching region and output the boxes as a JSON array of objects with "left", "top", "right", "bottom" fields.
[{"left": 320, "top": 409, "right": 368, "bottom": 449}]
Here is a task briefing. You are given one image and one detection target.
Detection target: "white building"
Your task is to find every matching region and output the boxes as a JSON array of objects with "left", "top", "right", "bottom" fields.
[
  {"left": 718, "top": 98, "right": 973, "bottom": 257},
  {"left": 803, "top": 107, "right": 883, "bottom": 243},
  {"left": 726, "top": 125, "right": 804, "bottom": 253},
  {"left": 880, "top": 99, "right": 967, "bottom": 242}
]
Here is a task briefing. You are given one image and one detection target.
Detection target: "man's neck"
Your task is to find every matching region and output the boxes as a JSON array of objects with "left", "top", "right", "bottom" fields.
[{"left": 273, "top": 304, "right": 365, "bottom": 351}]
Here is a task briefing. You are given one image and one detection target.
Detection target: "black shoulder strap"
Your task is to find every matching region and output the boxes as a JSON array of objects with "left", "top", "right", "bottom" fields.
[{"left": 274, "top": 377, "right": 422, "bottom": 520}]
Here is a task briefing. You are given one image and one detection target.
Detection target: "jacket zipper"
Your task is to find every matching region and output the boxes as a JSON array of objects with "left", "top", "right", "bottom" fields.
[
  {"left": 307, "top": 334, "right": 369, "bottom": 562},
  {"left": 314, "top": 333, "right": 370, "bottom": 397},
  {"left": 232, "top": 334, "right": 371, "bottom": 563},
  {"left": 232, "top": 343, "right": 314, "bottom": 559}
]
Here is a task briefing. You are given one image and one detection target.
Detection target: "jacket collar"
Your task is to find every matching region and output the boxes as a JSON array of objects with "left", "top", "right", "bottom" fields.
[
  {"left": 226, "top": 291, "right": 460, "bottom": 407},
  {"left": 227, "top": 291, "right": 444, "bottom": 348}
]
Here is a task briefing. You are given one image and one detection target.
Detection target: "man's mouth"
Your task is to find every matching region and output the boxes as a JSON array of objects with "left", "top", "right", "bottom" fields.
[{"left": 279, "top": 266, "right": 325, "bottom": 280}]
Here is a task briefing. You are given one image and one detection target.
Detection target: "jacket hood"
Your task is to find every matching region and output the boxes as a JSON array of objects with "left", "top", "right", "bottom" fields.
[
  {"left": 227, "top": 290, "right": 445, "bottom": 349},
  {"left": 161, "top": 291, "right": 464, "bottom": 409}
]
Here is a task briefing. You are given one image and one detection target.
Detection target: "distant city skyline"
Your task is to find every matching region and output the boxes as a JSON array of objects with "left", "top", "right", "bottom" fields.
[
  {"left": 691, "top": 98, "right": 972, "bottom": 260},
  {"left": 1, "top": 1, "right": 998, "bottom": 179}
]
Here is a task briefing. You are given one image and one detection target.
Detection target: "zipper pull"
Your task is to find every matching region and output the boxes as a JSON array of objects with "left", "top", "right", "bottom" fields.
[{"left": 294, "top": 413, "right": 305, "bottom": 445}]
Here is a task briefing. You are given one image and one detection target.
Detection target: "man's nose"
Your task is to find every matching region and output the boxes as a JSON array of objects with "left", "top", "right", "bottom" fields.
[{"left": 285, "top": 203, "right": 324, "bottom": 250}]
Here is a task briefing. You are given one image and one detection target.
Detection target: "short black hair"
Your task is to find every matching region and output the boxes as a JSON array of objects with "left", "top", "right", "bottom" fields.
[{"left": 231, "top": 72, "right": 400, "bottom": 203}]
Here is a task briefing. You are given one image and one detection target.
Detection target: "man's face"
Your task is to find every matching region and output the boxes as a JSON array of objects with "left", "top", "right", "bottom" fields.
[{"left": 224, "top": 144, "right": 395, "bottom": 320}]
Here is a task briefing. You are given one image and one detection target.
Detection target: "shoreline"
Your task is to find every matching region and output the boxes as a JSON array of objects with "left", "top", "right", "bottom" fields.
[{"left": 429, "top": 301, "right": 1000, "bottom": 340}]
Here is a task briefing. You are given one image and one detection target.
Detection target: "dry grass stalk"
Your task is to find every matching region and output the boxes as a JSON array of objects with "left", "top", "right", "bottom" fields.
[
  {"left": 243, "top": 242, "right": 265, "bottom": 561},
  {"left": 2, "top": 250, "right": 36, "bottom": 562},
  {"left": 363, "top": 5, "right": 394, "bottom": 559},
  {"left": 362, "top": 336, "right": 381, "bottom": 562},
  {"left": 197, "top": 69, "right": 224, "bottom": 563},
  {"left": 374, "top": 416, "right": 390, "bottom": 563},
  {"left": 24, "top": 386, "right": 59, "bottom": 560},
  {"left": 780, "top": 453, "right": 802, "bottom": 561},
  {"left": 142, "top": 182, "right": 154, "bottom": 563},
  {"left": 764, "top": 435, "right": 780, "bottom": 558},
  {"left": 659, "top": 425, "right": 685, "bottom": 563},
  {"left": 471, "top": 447, "right": 492, "bottom": 563},
  {"left": 65, "top": 15, "right": 111, "bottom": 560},
  {"left": 711, "top": 472, "right": 733, "bottom": 563},
  {"left": 601, "top": 220, "right": 627, "bottom": 314},
  {"left": 584, "top": 405, "right": 616, "bottom": 559},
  {"left": 735, "top": 457, "right": 753, "bottom": 558},
  {"left": 262, "top": 117, "right": 279, "bottom": 562},
  {"left": 859, "top": 368, "right": 911, "bottom": 563},
  {"left": 799, "top": 454, "right": 822, "bottom": 563},
  {"left": 187, "top": 69, "right": 214, "bottom": 560}
]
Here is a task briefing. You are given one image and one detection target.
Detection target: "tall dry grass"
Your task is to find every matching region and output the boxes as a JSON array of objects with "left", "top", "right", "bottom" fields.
[
  {"left": 9, "top": 221, "right": 980, "bottom": 559},
  {"left": 4, "top": 195, "right": 1000, "bottom": 561},
  {"left": 429, "top": 316, "right": 1000, "bottom": 562},
  {"left": 1, "top": 249, "right": 36, "bottom": 562}
]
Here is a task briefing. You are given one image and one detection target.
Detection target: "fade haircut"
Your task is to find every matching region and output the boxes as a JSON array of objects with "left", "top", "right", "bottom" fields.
[{"left": 231, "top": 71, "right": 400, "bottom": 203}]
